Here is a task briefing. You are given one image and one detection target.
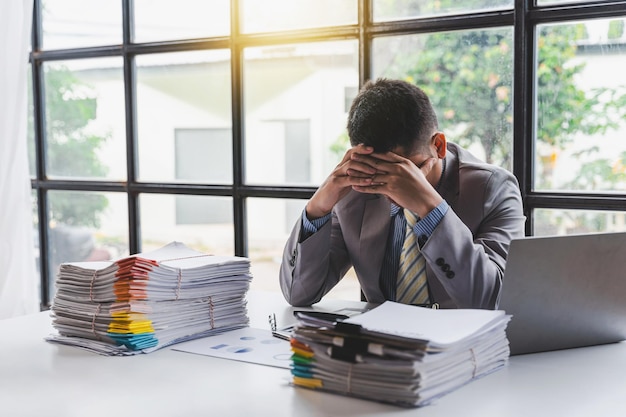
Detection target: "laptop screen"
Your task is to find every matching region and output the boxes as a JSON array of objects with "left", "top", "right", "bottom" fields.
[{"left": 499, "top": 232, "right": 626, "bottom": 355}]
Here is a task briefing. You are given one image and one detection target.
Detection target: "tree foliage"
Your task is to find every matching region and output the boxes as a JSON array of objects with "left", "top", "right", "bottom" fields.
[
  {"left": 365, "top": 5, "right": 626, "bottom": 233},
  {"left": 377, "top": 16, "right": 626, "bottom": 195},
  {"left": 29, "top": 66, "right": 109, "bottom": 228},
  {"left": 403, "top": 28, "right": 513, "bottom": 166}
]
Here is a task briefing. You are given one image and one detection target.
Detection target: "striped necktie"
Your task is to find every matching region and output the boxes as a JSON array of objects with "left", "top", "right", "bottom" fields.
[{"left": 396, "top": 209, "right": 430, "bottom": 305}]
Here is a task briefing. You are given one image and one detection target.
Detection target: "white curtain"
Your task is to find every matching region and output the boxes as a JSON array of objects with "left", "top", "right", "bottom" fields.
[{"left": 0, "top": 0, "right": 38, "bottom": 319}]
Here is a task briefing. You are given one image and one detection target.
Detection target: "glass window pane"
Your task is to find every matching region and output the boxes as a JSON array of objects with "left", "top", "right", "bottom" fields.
[
  {"left": 243, "top": 40, "right": 358, "bottom": 186},
  {"left": 32, "top": 190, "right": 42, "bottom": 302},
  {"left": 247, "top": 197, "right": 360, "bottom": 300},
  {"left": 41, "top": 0, "right": 122, "bottom": 50},
  {"left": 134, "top": 0, "right": 230, "bottom": 43},
  {"left": 139, "top": 194, "right": 234, "bottom": 255},
  {"left": 373, "top": 0, "right": 512, "bottom": 21},
  {"left": 373, "top": 28, "right": 514, "bottom": 170},
  {"left": 240, "top": 0, "right": 357, "bottom": 33},
  {"left": 136, "top": 50, "right": 232, "bottom": 183},
  {"left": 43, "top": 58, "right": 126, "bottom": 180},
  {"left": 534, "top": 209, "right": 626, "bottom": 236},
  {"left": 535, "top": 19, "right": 626, "bottom": 193},
  {"left": 47, "top": 191, "right": 129, "bottom": 301},
  {"left": 27, "top": 68, "right": 36, "bottom": 177}
]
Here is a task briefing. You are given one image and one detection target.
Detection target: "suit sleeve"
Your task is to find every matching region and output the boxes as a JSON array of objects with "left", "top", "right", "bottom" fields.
[
  {"left": 421, "top": 169, "right": 525, "bottom": 309},
  {"left": 279, "top": 213, "right": 352, "bottom": 306}
]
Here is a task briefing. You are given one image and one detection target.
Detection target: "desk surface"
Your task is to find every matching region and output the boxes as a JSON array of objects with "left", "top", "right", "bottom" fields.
[{"left": 2, "top": 291, "right": 625, "bottom": 417}]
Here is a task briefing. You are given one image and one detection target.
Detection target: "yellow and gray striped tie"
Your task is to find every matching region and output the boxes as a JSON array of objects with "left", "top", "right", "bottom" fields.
[{"left": 396, "top": 209, "right": 430, "bottom": 305}]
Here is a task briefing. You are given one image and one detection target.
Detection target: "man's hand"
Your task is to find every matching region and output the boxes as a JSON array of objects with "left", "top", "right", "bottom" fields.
[
  {"left": 350, "top": 151, "right": 444, "bottom": 218},
  {"left": 305, "top": 144, "right": 381, "bottom": 219}
]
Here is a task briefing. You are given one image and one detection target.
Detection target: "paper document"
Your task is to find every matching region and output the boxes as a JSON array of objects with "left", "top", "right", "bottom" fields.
[
  {"left": 46, "top": 241, "right": 252, "bottom": 356},
  {"left": 289, "top": 301, "right": 512, "bottom": 407},
  {"left": 344, "top": 301, "right": 508, "bottom": 347},
  {"left": 173, "top": 327, "right": 292, "bottom": 369}
]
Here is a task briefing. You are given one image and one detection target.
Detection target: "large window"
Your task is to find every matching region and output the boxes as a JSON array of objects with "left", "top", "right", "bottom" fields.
[{"left": 29, "top": 0, "right": 626, "bottom": 308}]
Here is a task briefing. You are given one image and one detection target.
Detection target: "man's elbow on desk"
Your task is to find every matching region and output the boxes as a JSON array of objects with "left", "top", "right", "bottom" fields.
[
  {"left": 279, "top": 273, "right": 321, "bottom": 307},
  {"left": 281, "top": 289, "right": 318, "bottom": 307}
]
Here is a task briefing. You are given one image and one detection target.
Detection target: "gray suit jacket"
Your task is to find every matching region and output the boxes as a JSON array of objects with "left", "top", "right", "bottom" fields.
[{"left": 280, "top": 142, "right": 525, "bottom": 309}]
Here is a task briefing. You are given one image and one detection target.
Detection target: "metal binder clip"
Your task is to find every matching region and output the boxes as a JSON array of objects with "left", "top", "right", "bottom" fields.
[
  {"left": 268, "top": 313, "right": 292, "bottom": 341},
  {"left": 268, "top": 313, "right": 277, "bottom": 332}
]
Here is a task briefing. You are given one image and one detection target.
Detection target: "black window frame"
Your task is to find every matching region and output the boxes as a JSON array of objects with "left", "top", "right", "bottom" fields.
[{"left": 29, "top": 0, "right": 626, "bottom": 308}]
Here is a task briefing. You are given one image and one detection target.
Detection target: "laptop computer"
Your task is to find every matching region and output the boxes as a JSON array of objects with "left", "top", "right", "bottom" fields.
[{"left": 499, "top": 232, "right": 626, "bottom": 355}]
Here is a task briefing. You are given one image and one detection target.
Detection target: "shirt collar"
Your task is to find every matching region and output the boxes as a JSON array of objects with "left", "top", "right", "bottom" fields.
[{"left": 390, "top": 202, "right": 401, "bottom": 217}]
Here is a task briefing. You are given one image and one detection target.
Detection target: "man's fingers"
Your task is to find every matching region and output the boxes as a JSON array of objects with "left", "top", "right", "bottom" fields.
[
  {"left": 338, "top": 143, "right": 375, "bottom": 167},
  {"left": 346, "top": 168, "right": 369, "bottom": 178},
  {"left": 351, "top": 151, "right": 406, "bottom": 172},
  {"left": 369, "top": 151, "right": 405, "bottom": 163},
  {"left": 352, "top": 183, "right": 382, "bottom": 193},
  {"left": 347, "top": 143, "right": 374, "bottom": 159},
  {"left": 346, "top": 163, "right": 380, "bottom": 177}
]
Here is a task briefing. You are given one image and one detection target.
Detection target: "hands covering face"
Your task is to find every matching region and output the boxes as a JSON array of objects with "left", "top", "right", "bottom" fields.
[{"left": 306, "top": 144, "right": 444, "bottom": 220}]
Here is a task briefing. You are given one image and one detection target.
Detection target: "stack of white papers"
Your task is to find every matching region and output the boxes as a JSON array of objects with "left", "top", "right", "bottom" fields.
[
  {"left": 290, "top": 301, "right": 511, "bottom": 407},
  {"left": 46, "top": 242, "right": 252, "bottom": 356}
]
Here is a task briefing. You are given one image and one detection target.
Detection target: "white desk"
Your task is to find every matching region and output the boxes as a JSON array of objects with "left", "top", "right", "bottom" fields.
[{"left": 2, "top": 291, "right": 626, "bottom": 417}]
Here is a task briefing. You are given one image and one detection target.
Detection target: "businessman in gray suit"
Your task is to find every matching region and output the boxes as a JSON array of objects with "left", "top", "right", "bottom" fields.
[{"left": 280, "top": 78, "right": 525, "bottom": 309}]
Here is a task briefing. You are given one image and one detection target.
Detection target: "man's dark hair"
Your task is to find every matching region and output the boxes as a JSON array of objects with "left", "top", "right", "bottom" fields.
[{"left": 347, "top": 78, "right": 439, "bottom": 154}]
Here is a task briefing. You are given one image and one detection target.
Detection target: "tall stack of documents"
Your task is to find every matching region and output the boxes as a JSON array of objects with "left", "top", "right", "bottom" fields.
[
  {"left": 290, "top": 302, "right": 511, "bottom": 407},
  {"left": 46, "top": 242, "right": 252, "bottom": 356}
]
